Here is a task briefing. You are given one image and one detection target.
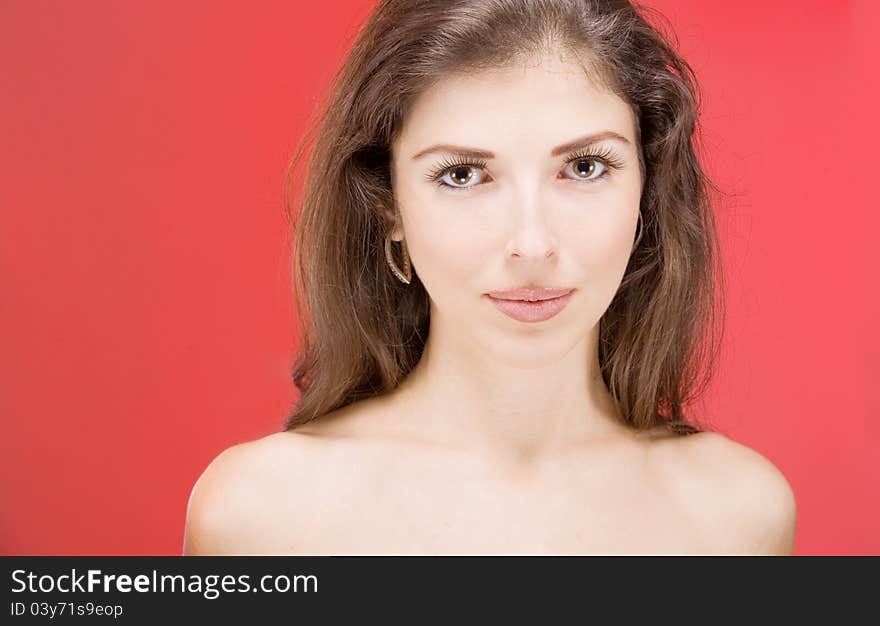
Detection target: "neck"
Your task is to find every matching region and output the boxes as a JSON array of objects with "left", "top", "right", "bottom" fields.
[{"left": 389, "top": 310, "right": 629, "bottom": 467}]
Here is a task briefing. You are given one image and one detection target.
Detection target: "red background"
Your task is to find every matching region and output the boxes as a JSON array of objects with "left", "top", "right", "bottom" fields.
[{"left": 1, "top": 1, "right": 877, "bottom": 555}]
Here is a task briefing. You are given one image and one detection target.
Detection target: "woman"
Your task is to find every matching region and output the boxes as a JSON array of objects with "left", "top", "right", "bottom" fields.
[{"left": 184, "top": 0, "right": 797, "bottom": 555}]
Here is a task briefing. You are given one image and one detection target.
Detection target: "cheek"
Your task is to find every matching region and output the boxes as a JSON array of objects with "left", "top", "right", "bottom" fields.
[
  {"left": 567, "top": 201, "right": 639, "bottom": 309},
  {"left": 397, "top": 192, "right": 486, "bottom": 295},
  {"left": 411, "top": 221, "right": 480, "bottom": 278},
  {"left": 571, "top": 208, "right": 636, "bottom": 264}
]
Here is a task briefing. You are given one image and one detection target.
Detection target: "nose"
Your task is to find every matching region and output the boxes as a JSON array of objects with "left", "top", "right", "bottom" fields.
[{"left": 504, "top": 185, "right": 558, "bottom": 262}]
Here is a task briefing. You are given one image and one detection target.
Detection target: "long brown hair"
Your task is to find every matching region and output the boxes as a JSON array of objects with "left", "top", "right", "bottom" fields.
[{"left": 281, "top": 0, "right": 726, "bottom": 435}]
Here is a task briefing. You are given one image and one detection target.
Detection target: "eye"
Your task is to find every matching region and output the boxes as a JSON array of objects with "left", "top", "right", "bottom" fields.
[
  {"left": 425, "top": 157, "right": 490, "bottom": 192},
  {"left": 563, "top": 156, "right": 607, "bottom": 181},
  {"left": 424, "top": 146, "right": 625, "bottom": 193},
  {"left": 560, "top": 147, "right": 625, "bottom": 184}
]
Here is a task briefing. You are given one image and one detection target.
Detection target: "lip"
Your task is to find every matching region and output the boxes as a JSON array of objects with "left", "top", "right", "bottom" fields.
[
  {"left": 486, "top": 289, "right": 574, "bottom": 323},
  {"left": 486, "top": 286, "right": 574, "bottom": 301}
]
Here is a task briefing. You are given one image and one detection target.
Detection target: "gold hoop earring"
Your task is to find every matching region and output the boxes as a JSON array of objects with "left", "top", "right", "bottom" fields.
[{"left": 385, "top": 231, "right": 412, "bottom": 284}]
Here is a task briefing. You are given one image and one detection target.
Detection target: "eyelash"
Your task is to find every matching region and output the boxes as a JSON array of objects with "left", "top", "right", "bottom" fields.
[{"left": 424, "top": 146, "right": 625, "bottom": 193}]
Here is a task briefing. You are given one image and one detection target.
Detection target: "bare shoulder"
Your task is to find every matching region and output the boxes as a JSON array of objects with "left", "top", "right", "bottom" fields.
[
  {"left": 182, "top": 430, "right": 327, "bottom": 555},
  {"left": 182, "top": 398, "right": 404, "bottom": 555},
  {"left": 650, "top": 431, "right": 798, "bottom": 555}
]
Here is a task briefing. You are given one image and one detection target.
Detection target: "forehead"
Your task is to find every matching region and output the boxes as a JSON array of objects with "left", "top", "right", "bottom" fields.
[{"left": 395, "top": 52, "right": 636, "bottom": 157}]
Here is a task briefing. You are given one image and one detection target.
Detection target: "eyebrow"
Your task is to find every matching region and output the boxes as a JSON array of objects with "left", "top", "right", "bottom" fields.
[{"left": 410, "top": 130, "right": 631, "bottom": 161}]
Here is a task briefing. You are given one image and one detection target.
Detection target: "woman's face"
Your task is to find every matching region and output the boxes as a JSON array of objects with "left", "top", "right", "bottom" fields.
[{"left": 390, "top": 52, "right": 643, "bottom": 356}]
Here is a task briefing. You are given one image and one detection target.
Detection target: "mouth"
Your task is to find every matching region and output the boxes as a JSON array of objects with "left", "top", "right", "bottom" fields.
[
  {"left": 485, "top": 289, "right": 574, "bottom": 323},
  {"left": 486, "top": 286, "right": 574, "bottom": 301}
]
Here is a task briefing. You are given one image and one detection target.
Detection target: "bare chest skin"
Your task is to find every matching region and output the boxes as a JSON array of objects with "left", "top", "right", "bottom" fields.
[{"left": 251, "top": 427, "right": 709, "bottom": 555}]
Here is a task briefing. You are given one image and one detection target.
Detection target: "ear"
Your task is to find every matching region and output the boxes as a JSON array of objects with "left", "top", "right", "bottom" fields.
[{"left": 379, "top": 201, "right": 404, "bottom": 241}]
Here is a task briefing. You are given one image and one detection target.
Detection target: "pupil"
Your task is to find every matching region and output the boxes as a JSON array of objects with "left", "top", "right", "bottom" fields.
[
  {"left": 451, "top": 167, "right": 471, "bottom": 184},
  {"left": 577, "top": 160, "right": 595, "bottom": 176}
]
